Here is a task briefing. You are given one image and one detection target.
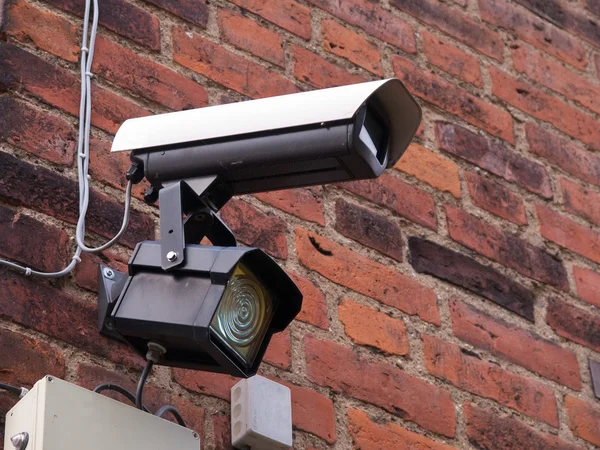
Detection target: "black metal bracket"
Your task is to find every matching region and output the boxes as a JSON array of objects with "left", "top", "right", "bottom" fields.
[{"left": 158, "top": 176, "right": 235, "bottom": 270}]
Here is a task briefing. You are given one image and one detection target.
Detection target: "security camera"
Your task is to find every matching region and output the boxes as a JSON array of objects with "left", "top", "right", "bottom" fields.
[{"left": 113, "top": 78, "right": 421, "bottom": 196}]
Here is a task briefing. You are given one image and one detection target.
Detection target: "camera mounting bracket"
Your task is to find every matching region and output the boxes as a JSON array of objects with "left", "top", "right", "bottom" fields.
[{"left": 158, "top": 176, "right": 235, "bottom": 271}]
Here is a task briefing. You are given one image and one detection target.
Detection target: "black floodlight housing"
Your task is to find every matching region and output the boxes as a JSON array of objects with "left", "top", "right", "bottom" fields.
[{"left": 98, "top": 78, "right": 422, "bottom": 378}]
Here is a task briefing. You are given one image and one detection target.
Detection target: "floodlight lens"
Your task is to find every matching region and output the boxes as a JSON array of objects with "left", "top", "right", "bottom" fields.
[{"left": 210, "top": 263, "right": 274, "bottom": 364}]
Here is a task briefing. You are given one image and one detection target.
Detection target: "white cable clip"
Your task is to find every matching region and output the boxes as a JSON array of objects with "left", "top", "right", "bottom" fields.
[
  {"left": 79, "top": 152, "right": 87, "bottom": 160},
  {"left": 85, "top": 71, "right": 94, "bottom": 78},
  {"left": 72, "top": 255, "right": 81, "bottom": 263},
  {"left": 81, "top": 46, "right": 89, "bottom": 54},
  {"left": 24, "top": 268, "right": 32, "bottom": 276}
]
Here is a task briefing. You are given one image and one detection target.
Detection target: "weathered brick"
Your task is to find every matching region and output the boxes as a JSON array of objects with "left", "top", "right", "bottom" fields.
[
  {"left": 574, "top": 266, "right": 600, "bottom": 308},
  {"left": 465, "top": 172, "right": 528, "bottom": 225},
  {"left": 423, "top": 335, "right": 558, "bottom": 426},
  {"left": 450, "top": 299, "right": 581, "bottom": 390},
  {"left": 297, "top": 228, "right": 440, "bottom": 325},
  {"left": 340, "top": 175, "right": 437, "bottom": 229},
  {"left": 89, "top": 138, "right": 129, "bottom": 191},
  {"left": 263, "top": 329, "right": 291, "bottom": 370},
  {"left": 213, "top": 415, "right": 233, "bottom": 450},
  {"left": 172, "top": 27, "right": 297, "bottom": 99},
  {"left": 547, "top": 298, "right": 600, "bottom": 352},
  {"left": 334, "top": 198, "right": 403, "bottom": 262},
  {"left": 436, "top": 122, "right": 552, "bottom": 198},
  {"left": 537, "top": 204, "right": 600, "bottom": 264},
  {"left": 0, "top": 152, "right": 155, "bottom": 249},
  {"left": 392, "top": 0, "right": 503, "bottom": 60},
  {"left": 565, "top": 395, "right": 600, "bottom": 446},
  {"left": 93, "top": 36, "right": 208, "bottom": 111},
  {"left": 526, "top": 123, "right": 600, "bottom": 188},
  {"left": 513, "top": 0, "right": 600, "bottom": 48},
  {"left": 465, "top": 403, "right": 581, "bottom": 450},
  {"left": 0, "top": 42, "right": 150, "bottom": 135},
  {"left": 479, "top": 0, "right": 587, "bottom": 70},
  {"left": 0, "top": 269, "right": 143, "bottom": 368},
  {"left": 409, "top": 237, "right": 535, "bottom": 321},
  {"left": 74, "top": 251, "right": 128, "bottom": 292},
  {"left": 45, "top": 0, "right": 160, "bottom": 50},
  {"left": 513, "top": 45, "right": 600, "bottom": 115},
  {"left": 174, "top": 369, "right": 238, "bottom": 401},
  {"left": 394, "top": 56, "right": 513, "bottom": 142},
  {"left": 144, "top": 0, "right": 207, "bottom": 27},
  {"left": 0, "top": 96, "right": 75, "bottom": 165},
  {"left": 339, "top": 300, "right": 408, "bottom": 355},
  {"left": 446, "top": 206, "right": 568, "bottom": 289},
  {"left": 292, "top": 46, "right": 367, "bottom": 89},
  {"left": 305, "top": 336, "right": 456, "bottom": 437},
  {"left": 218, "top": 9, "right": 284, "bottom": 67},
  {"left": 4, "top": 0, "right": 79, "bottom": 61},
  {"left": 490, "top": 67, "right": 600, "bottom": 151},
  {"left": 221, "top": 199, "right": 288, "bottom": 259},
  {"left": 229, "top": 0, "right": 311, "bottom": 39},
  {"left": 287, "top": 272, "right": 328, "bottom": 329},
  {"left": 306, "top": 0, "right": 416, "bottom": 53},
  {"left": 348, "top": 409, "right": 453, "bottom": 450},
  {"left": 421, "top": 30, "right": 482, "bottom": 87},
  {"left": 254, "top": 187, "right": 324, "bottom": 226},
  {"left": 394, "top": 143, "right": 461, "bottom": 197},
  {"left": 561, "top": 177, "right": 600, "bottom": 227},
  {"left": 322, "top": 19, "right": 382, "bottom": 75},
  {"left": 587, "top": 0, "right": 600, "bottom": 17}
]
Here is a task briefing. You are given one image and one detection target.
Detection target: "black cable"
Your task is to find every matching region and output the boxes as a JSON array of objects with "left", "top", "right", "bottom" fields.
[
  {"left": 93, "top": 383, "right": 151, "bottom": 413},
  {"left": 155, "top": 405, "right": 187, "bottom": 427},
  {"left": 135, "top": 360, "right": 153, "bottom": 410},
  {"left": 0, "top": 382, "right": 22, "bottom": 396}
]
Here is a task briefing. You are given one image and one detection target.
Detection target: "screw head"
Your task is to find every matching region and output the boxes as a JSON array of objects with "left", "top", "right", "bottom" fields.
[
  {"left": 103, "top": 268, "right": 115, "bottom": 279},
  {"left": 192, "top": 432, "right": 199, "bottom": 440},
  {"left": 10, "top": 432, "right": 29, "bottom": 450},
  {"left": 166, "top": 251, "right": 178, "bottom": 262}
]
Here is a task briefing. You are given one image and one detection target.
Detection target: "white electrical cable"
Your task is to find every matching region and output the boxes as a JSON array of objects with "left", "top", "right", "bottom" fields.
[{"left": 0, "top": 0, "right": 133, "bottom": 277}]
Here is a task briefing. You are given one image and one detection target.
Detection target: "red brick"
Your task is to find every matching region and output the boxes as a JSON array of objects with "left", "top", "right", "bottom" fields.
[
  {"left": 306, "top": 0, "right": 416, "bottom": 53},
  {"left": 4, "top": 0, "right": 79, "bottom": 61},
  {"left": 423, "top": 335, "right": 558, "bottom": 426},
  {"left": 287, "top": 272, "right": 329, "bottom": 329},
  {"left": 229, "top": 0, "right": 311, "bottom": 39},
  {"left": 254, "top": 187, "right": 324, "bottom": 226},
  {"left": 348, "top": 409, "right": 454, "bottom": 450},
  {"left": 565, "top": 395, "right": 600, "bottom": 446},
  {"left": 574, "top": 266, "right": 600, "bottom": 308},
  {"left": 89, "top": 137, "right": 128, "bottom": 191},
  {"left": 305, "top": 336, "right": 456, "bottom": 437},
  {"left": 338, "top": 300, "right": 409, "bottom": 355},
  {"left": 0, "top": 152, "right": 155, "bottom": 249},
  {"left": 465, "top": 403, "right": 581, "bottom": 450},
  {"left": 394, "top": 57, "right": 513, "bottom": 143},
  {"left": 218, "top": 9, "right": 284, "bottom": 67},
  {"left": 409, "top": 238, "right": 535, "bottom": 321},
  {"left": 263, "top": 329, "right": 291, "bottom": 370},
  {"left": 44, "top": 0, "right": 160, "bottom": 50},
  {"left": 436, "top": 122, "right": 552, "bottom": 198},
  {"left": 213, "top": 415, "right": 233, "bottom": 450},
  {"left": 174, "top": 369, "right": 238, "bottom": 401},
  {"left": 491, "top": 67, "right": 600, "bottom": 151},
  {"left": 395, "top": 143, "right": 461, "bottom": 197},
  {"left": 74, "top": 252, "right": 128, "bottom": 292},
  {"left": 292, "top": 46, "right": 367, "bottom": 89},
  {"left": 479, "top": 0, "right": 587, "bottom": 70},
  {"left": 450, "top": 299, "right": 581, "bottom": 390},
  {"left": 547, "top": 298, "right": 600, "bottom": 352},
  {"left": 513, "top": 45, "right": 600, "bottom": 116},
  {"left": 221, "top": 199, "right": 288, "bottom": 259},
  {"left": 446, "top": 206, "right": 568, "bottom": 289},
  {"left": 0, "top": 269, "right": 143, "bottom": 368},
  {"left": 93, "top": 36, "right": 208, "bottom": 111},
  {"left": 465, "top": 172, "right": 528, "bottom": 225},
  {"left": 334, "top": 198, "right": 403, "bottom": 262},
  {"left": 526, "top": 123, "right": 600, "bottom": 188},
  {"left": 537, "top": 204, "right": 600, "bottom": 264},
  {"left": 392, "top": 0, "right": 503, "bottom": 60},
  {"left": 0, "top": 42, "right": 150, "bottom": 135},
  {"left": 172, "top": 27, "right": 297, "bottom": 99},
  {"left": 297, "top": 228, "right": 440, "bottom": 325},
  {"left": 340, "top": 174, "right": 437, "bottom": 230},
  {"left": 145, "top": 0, "right": 207, "bottom": 27},
  {"left": 587, "top": 0, "right": 600, "bottom": 17},
  {"left": 0, "top": 96, "right": 75, "bottom": 166},
  {"left": 321, "top": 19, "right": 382, "bottom": 75},
  {"left": 421, "top": 30, "right": 482, "bottom": 87},
  {"left": 561, "top": 177, "right": 600, "bottom": 227}
]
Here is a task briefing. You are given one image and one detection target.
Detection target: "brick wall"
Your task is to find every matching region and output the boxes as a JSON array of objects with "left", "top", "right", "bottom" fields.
[{"left": 0, "top": 0, "right": 599, "bottom": 448}]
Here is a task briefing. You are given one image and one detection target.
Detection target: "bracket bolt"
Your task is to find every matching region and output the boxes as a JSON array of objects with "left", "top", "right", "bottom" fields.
[
  {"left": 103, "top": 268, "right": 115, "bottom": 279},
  {"left": 10, "top": 432, "right": 29, "bottom": 450},
  {"left": 166, "top": 251, "right": 178, "bottom": 262}
]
